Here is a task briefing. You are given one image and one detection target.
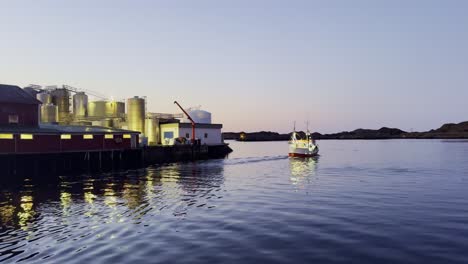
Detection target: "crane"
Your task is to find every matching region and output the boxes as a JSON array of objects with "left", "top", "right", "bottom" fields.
[{"left": 174, "top": 101, "right": 196, "bottom": 144}]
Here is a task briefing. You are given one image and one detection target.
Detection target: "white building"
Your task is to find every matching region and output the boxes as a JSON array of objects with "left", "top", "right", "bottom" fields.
[{"left": 160, "top": 122, "right": 223, "bottom": 146}]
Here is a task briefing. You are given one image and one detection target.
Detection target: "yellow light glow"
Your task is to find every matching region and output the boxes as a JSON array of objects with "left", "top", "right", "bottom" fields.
[
  {"left": 20, "top": 134, "right": 33, "bottom": 140},
  {"left": 61, "top": 134, "right": 71, "bottom": 140},
  {"left": 123, "top": 134, "right": 131, "bottom": 139},
  {"left": 83, "top": 134, "right": 93, "bottom": 139},
  {"left": 105, "top": 134, "right": 114, "bottom": 139},
  {"left": 0, "top": 134, "right": 14, "bottom": 139}
]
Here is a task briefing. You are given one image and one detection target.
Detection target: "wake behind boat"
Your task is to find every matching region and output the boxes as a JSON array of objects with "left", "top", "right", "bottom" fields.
[{"left": 288, "top": 128, "right": 319, "bottom": 157}]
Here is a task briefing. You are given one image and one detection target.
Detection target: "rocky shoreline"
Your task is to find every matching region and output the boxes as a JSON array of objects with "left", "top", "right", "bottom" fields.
[{"left": 224, "top": 121, "right": 468, "bottom": 141}]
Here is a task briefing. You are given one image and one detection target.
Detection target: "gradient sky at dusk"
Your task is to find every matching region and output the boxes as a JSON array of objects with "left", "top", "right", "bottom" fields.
[{"left": 1, "top": 1, "right": 467, "bottom": 133}]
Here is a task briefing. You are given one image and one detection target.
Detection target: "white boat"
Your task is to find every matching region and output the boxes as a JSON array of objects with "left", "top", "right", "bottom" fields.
[{"left": 288, "top": 128, "right": 319, "bottom": 157}]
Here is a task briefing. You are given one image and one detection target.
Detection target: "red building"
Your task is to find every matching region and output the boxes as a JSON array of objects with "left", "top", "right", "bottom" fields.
[
  {"left": 0, "top": 84, "right": 139, "bottom": 154},
  {"left": 0, "top": 84, "right": 40, "bottom": 127}
]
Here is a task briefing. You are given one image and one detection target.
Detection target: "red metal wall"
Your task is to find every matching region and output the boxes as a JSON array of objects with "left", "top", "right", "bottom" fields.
[
  {"left": 0, "top": 103, "right": 39, "bottom": 127},
  {"left": 0, "top": 134, "right": 134, "bottom": 154},
  {"left": 0, "top": 138, "right": 16, "bottom": 153},
  {"left": 17, "top": 135, "right": 61, "bottom": 153}
]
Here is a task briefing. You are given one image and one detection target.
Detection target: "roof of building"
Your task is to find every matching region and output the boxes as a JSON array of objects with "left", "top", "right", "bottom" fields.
[
  {"left": 0, "top": 84, "right": 42, "bottom": 105},
  {"left": 0, "top": 124, "right": 140, "bottom": 135},
  {"left": 161, "top": 122, "right": 223, "bottom": 129}
]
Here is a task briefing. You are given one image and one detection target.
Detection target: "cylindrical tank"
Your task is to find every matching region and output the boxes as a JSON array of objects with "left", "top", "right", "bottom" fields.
[
  {"left": 40, "top": 104, "right": 58, "bottom": 123},
  {"left": 51, "top": 88, "right": 70, "bottom": 123},
  {"left": 73, "top": 92, "right": 88, "bottom": 118},
  {"left": 105, "top": 101, "right": 125, "bottom": 118},
  {"left": 145, "top": 117, "right": 159, "bottom": 145},
  {"left": 88, "top": 101, "right": 107, "bottom": 118},
  {"left": 115, "top": 102, "right": 125, "bottom": 118},
  {"left": 112, "top": 118, "right": 122, "bottom": 129},
  {"left": 36, "top": 92, "right": 52, "bottom": 104},
  {"left": 127, "top": 96, "right": 145, "bottom": 134},
  {"left": 182, "top": 109, "right": 212, "bottom": 124}
]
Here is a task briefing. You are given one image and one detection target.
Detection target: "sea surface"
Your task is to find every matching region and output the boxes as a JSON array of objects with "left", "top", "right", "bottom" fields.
[{"left": 1, "top": 140, "right": 468, "bottom": 263}]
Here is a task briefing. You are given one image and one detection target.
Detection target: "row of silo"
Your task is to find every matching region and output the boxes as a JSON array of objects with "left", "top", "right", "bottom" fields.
[{"left": 36, "top": 88, "right": 83, "bottom": 124}]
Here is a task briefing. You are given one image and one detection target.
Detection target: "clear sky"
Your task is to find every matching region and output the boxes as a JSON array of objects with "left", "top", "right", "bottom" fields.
[{"left": 1, "top": 0, "right": 467, "bottom": 133}]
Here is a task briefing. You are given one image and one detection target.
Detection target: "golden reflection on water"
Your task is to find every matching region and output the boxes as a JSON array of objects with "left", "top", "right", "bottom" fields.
[
  {"left": 289, "top": 157, "right": 318, "bottom": 187},
  {"left": 18, "top": 195, "right": 34, "bottom": 230},
  {"left": 0, "top": 162, "right": 225, "bottom": 229}
]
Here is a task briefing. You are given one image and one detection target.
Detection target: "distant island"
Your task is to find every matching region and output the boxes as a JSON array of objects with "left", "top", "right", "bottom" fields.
[{"left": 223, "top": 121, "right": 468, "bottom": 141}]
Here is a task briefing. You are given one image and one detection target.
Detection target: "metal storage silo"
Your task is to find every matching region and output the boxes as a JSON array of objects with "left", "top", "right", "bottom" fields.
[
  {"left": 87, "top": 101, "right": 107, "bottom": 118},
  {"left": 127, "top": 96, "right": 145, "bottom": 134},
  {"left": 145, "top": 117, "right": 159, "bottom": 145},
  {"left": 36, "top": 92, "right": 52, "bottom": 104},
  {"left": 104, "top": 101, "right": 125, "bottom": 118},
  {"left": 40, "top": 104, "right": 58, "bottom": 123},
  {"left": 51, "top": 88, "right": 70, "bottom": 123},
  {"left": 73, "top": 92, "right": 88, "bottom": 118},
  {"left": 115, "top": 102, "right": 125, "bottom": 118}
]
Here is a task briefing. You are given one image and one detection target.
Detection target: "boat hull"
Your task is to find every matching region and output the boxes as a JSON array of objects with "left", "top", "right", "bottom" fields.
[
  {"left": 288, "top": 152, "right": 318, "bottom": 158},
  {"left": 288, "top": 144, "right": 319, "bottom": 158}
]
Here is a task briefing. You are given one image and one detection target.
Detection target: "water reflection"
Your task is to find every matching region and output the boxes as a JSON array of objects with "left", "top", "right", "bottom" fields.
[
  {"left": 0, "top": 161, "right": 225, "bottom": 236},
  {"left": 289, "top": 157, "right": 319, "bottom": 186}
]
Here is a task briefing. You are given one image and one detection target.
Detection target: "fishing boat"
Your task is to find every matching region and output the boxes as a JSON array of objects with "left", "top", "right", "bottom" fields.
[{"left": 288, "top": 124, "right": 319, "bottom": 157}]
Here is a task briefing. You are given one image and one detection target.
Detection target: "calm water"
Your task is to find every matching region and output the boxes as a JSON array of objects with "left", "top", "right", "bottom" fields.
[{"left": 1, "top": 140, "right": 468, "bottom": 263}]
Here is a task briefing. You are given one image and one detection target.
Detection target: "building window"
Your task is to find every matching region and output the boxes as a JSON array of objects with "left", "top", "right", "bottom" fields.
[
  {"left": 0, "top": 134, "right": 14, "bottom": 139},
  {"left": 61, "top": 134, "right": 71, "bottom": 140},
  {"left": 204, "top": 133, "right": 208, "bottom": 138},
  {"left": 20, "top": 134, "right": 33, "bottom": 140},
  {"left": 83, "top": 134, "right": 93, "bottom": 139},
  {"left": 164, "top": 131, "right": 174, "bottom": 139},
  {"left": 8, "top": 115, "right": 18, "bottom": 124},
  {"left": 105, "top": 134, "right": 114, "bottom": 139},
  {"left": 186, "top": 133, "right": 190, "bottom": 138},
  {"left": 123, "top": 134, "right": 131, "bottom": 139}
]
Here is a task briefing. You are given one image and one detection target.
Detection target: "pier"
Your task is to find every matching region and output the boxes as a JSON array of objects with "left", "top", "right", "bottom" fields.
[{"left": 0, "top": 144, "right": 232, "bottom": 183}]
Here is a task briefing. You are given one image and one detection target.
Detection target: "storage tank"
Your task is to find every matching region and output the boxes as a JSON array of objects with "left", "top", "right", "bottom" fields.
[
  {"left": 182, "top": 109, "right": 212, "bottom": 124},
  {"left": 88, "top": 101, "right": 107, "bottom": 118},
  {"left": 51, "top": 88, "right": 70, "bottom": 123},
  {"left": 73, "top": 92, "right": 88, "bottom": 118},
  {"left": 40, "top": 104, "right": 58, "bottom": 123},
  {"left": 36, "top": 92, "right": 52, "bottom": 104},
  {"left": 105, "top": 101, "right": 125, "bottom": 118},
  {"left": 127, "top": 96, "right": 145, "bottom": 133},
  {"left": 145, "top": 117, "right": 159, "bottom": 145}
]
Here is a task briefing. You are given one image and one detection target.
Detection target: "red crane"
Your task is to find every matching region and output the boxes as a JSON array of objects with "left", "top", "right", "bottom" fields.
[{"left": 174, "top": 101, "right": 196, "bottom": 144}]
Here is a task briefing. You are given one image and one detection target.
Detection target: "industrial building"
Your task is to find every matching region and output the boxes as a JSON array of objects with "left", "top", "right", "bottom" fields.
[
  {"left": 160, "top": 123, "right": 223, "bottom": 145},
  {"left": 3, "top": 83, "right": 224, "bottom": 151},
  {"left": 0, "top": 84, "right": 40, "bottom": 127},
  {"left": 0, "top": 84, "right": 139, "bottom": 154}
]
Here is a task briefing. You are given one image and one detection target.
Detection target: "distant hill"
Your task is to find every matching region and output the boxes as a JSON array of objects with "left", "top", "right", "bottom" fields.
[
  {"left": 223, "top": 121, "right": 468, "bottom": 141},
  {"left": 403, "top": 121, "right": 468, "bottom": 139}
]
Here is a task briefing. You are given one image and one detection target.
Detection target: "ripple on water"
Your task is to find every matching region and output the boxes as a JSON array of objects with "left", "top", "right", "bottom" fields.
[{"left": 1, "top": 140, "right": 468, "bottom": 263}]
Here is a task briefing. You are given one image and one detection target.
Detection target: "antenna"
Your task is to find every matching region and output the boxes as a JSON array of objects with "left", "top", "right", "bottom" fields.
[{"left": 293, "top": 121, "right": 296, "bottom": 132}]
